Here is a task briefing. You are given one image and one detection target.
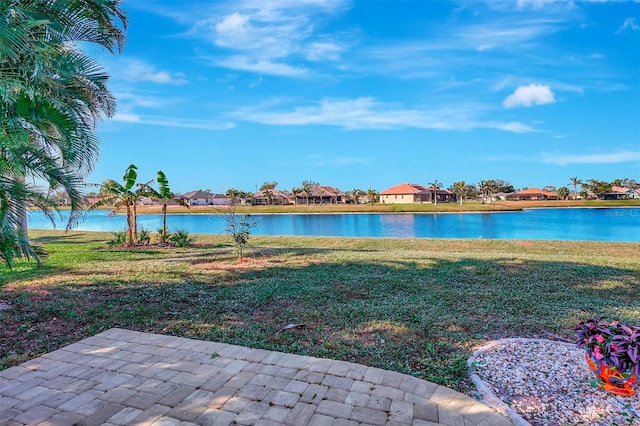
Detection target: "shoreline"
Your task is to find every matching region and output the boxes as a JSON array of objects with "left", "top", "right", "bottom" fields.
[{"left": 79, "top": 199, "right": 640, "bottom": 216}]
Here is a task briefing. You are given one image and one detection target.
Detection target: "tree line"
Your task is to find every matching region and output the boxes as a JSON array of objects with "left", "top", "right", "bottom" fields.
[{"left": 217, "top": 177, "right": 639, "bottom": 206}]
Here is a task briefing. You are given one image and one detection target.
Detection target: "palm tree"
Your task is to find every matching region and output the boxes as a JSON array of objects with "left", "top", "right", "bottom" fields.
[
  {"left": 350, "top": 189, "right": 364, "bottom": 205},
  {"left": 291, "top": 187, "right": 302, "bottom": 205},
  {"left": 262, "top": 188, "right": 274, "bottom": 205},
  {"left": 568, "top": 177, "right": 583, "bottom": 200},
  {"left": 478, "top": 180, "right": 496, "bottom": 204},
  {"left": 0, "top": 172, "right": 54, "bottom": 269},
  {"left": 302, "top": 185, "right": 312, "bottom": 205},
  {"left": 90, "top": 164, "right": 142, "bottom": 246},
  {"left": 452, "top": 180, "right": 466, "bottom": 205},
  {"left": 367, "top": 188, "right": 379, "bottom": 204},
  {"left": 142, "top": 171, "right": 189, "bottom": 244},
  {"left": 0, "top": 0, "right": 127, "bottom": 235},
  {"left": 428, "top": 180, "right": 442, "bottom": 205}
]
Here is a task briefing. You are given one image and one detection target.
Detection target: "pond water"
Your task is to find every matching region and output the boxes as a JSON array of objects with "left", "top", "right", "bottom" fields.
[{"left": 28, "top": 207, "right": 640, "bottom": 242}]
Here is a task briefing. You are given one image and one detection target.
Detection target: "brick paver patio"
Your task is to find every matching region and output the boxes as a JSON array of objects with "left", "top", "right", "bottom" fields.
[{"left": 0, "top": 328, "right": 514, "bottom": 425}]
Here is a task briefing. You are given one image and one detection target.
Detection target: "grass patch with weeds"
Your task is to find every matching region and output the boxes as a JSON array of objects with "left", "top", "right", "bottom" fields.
[{"left": 1, "top": 230, "right": 638, "bottom": 394}]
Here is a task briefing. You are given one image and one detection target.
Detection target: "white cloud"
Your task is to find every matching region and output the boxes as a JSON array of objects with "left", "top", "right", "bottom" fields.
[
  {"left": 306, "top": 41, "right": 344, "bottom": 61},
  {"left": 215, "top": 56, "right": 307, "bottom": 77},
  {"left": 503, "top": 84, "right": 555, "bottom": 108},
  {"left": 230, "top": 97, "right": 537, "bottom": 133},
  {"left": 191, "top": 0, "right": 350, "bottom": 75},
  {"left": 112, "top": 114, "right": 234, "bottom": 131},
  {"left": 117, "top": 59, "right": 187, "bottom": 85},
  {"left": 500, "top": 122, "right": 536, "bottom": 133},
  {"left": 114, "top": 92, "right": 167, "bottom": 108},
  {"left": 543, "top": 151, "right": 640, "bottom": 165},
  {"left": 616, "top": 17, "right": 640, "bottom": 34},
  {"left": 112, "top": 112, "right": 140, "bottom": 123},
  {"left": 516, "top": 0, "right": 562, "bottom": 10}
]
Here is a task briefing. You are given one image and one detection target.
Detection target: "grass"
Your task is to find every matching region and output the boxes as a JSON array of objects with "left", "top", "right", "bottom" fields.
[{"left": 1, "top": 231, "right": 639, "bottom": 395}]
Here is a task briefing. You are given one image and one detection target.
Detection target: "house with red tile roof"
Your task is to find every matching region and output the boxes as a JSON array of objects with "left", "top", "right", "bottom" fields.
[
  {"left": 380, "top": 183, "right": 455, "bottom": 204},
  {"left": 511, "top": 188, "right": 557, "bottom": 201}
]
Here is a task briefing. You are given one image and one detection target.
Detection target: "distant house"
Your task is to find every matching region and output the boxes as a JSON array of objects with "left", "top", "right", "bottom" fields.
[
  {"left": 493, "top": 192, "right": 514, "bottom": 201},
  {"left": 511, "top": 188, "right": 558, "bottom": 201},
  {"left": 138, "top": 196, "right": 159, "bottom": 205},
  {"left": 86, "top": 197, "right": 102, "bottom": 206},
  {"left": 295, "top": 186, "right": 345, "bottom": 205},
  {"left": 602, "top": 186, "right": 638, "bottom": 200},
  {"left": 380, "top": 183, "right": 455, "bottom": 204},
  {"left": 252, "top": 189, "right": 292, "bottom": 205},
  {"left": 181, "top": 190, "right": 229, "bottom": 206}
]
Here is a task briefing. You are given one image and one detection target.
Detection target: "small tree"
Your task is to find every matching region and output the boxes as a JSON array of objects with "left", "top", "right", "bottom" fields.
[
  {"left": 221, "top": 195, "right": 256, "bottom": 261},
  {"left": 557, "top": 187, "right": 570, "bottom": 200}
]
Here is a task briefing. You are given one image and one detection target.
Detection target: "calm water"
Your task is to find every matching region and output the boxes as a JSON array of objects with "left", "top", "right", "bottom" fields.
[{"left": 28, "top": 208, "right": 640, "bottom": 242}]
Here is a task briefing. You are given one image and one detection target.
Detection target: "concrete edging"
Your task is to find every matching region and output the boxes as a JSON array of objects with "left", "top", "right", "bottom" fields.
[{"left": 467, "top": 337, "right": 576, "bottom": 426}]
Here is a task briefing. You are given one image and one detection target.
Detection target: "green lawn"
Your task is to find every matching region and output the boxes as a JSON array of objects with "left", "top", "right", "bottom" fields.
[{"left": 1, "top": 231, "right": 639, "bottom": 394}]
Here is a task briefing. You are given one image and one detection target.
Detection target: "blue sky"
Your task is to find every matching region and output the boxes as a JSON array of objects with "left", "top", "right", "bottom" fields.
[{"left": 90, "top": 0, "right": 640, "bottom": 194}]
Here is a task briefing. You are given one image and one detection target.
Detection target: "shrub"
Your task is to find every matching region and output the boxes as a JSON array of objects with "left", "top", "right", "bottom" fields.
[
  {"left": 168, "top": 229, "right": 195, "bottom": 247},
  {"left": 138, "top": 227, "right": 151, "bottom": 245},
  {"left": 107, "top": 229, "right": 127, "bottom": 246}
]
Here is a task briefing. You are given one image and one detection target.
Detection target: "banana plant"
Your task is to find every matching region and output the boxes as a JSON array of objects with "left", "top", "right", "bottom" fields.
[
  {"left": 90, "top": 164, "right": 142, "bottom": 246},
  {"left": 141, "top": 171, "right": 189, "bottom": 244}
]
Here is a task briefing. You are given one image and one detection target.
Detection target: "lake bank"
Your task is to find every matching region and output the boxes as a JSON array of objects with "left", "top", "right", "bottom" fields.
[{"left": 87, "top": 199, "right": 640, "bottom": 215}]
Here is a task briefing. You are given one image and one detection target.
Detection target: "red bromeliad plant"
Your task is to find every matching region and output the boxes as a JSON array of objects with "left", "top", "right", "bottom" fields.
[{"left": 575, "top": 318, "right": 640, "bottom": 379}]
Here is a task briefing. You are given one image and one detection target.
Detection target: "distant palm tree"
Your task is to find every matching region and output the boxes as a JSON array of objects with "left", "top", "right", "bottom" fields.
[
  {"left": 142, "top": 171, "right": 189, "bottom": 244},
  {"left": 90, "top": 164, "right": 143, "bottom": 246},
  {"left": 367, "top": 188, "right": 379, "bottom": 204},
  {"left": 478, "top": 180, "right": 496, "bottom": 204},
  {"left": 452, "top": 180, "right": 466, "bottom": 205},
  {"left": 568, "top": 177, "right": 583, "bottom": 200},
  {"left": 262, "top": 188, "right": 274, "bottom": 205},
  {"left": 428, "top": 180, "right": 442, "bottom": 205},
  {"left": 302, "top": 185, "right": 312, "bottom": 205},
  {"left": 291, "top": 187, "right": 302, "bottom": 205}
]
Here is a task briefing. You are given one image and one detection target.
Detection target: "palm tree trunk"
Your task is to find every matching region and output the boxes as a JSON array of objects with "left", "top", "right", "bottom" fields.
[
  {"left": 12, "top": 176, "right": 28, "bottom": 235},
  {"left": 162, "top": 202, "right": 168, "bottom": 243},
  {"left": 126, "top": 204, "right": 133, "bottom": 246},
  {"left": 132, "top": 202, "right": 138, "bottom": 243}
]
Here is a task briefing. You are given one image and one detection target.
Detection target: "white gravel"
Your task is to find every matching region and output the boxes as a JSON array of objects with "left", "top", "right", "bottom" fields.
[{"left": 469, "top": 338, "right": 640, "bottom": 426}]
